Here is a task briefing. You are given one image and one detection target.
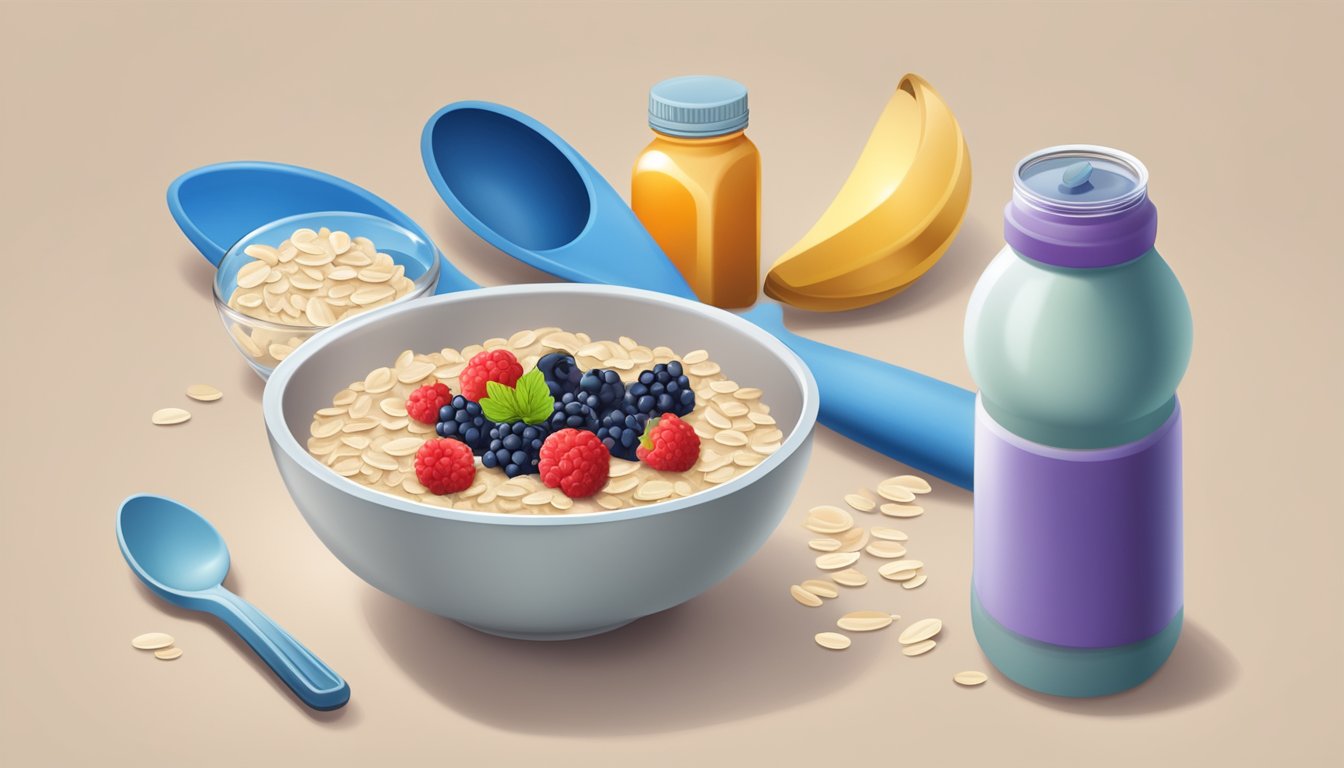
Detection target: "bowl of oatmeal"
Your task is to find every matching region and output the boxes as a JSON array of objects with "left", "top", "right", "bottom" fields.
[
  {"left": 262, "top": 284, "right": 818, "bottom": 640},
  {"left": 213, "top": 211, "right": 440, "bottom": 379}
]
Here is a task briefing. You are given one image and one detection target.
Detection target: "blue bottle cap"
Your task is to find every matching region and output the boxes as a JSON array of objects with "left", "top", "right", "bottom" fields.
[
  {"left": 1015, "top": 145, "right": 1148, "bottom": 213},
  {"left": 648, "top": 76, "right": 749, "bottom": 137}
]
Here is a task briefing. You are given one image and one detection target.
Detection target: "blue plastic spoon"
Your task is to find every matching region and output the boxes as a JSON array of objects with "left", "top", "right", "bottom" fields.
[
  {"left": 422, "top": 102, "right": 975, "bottom": 488},
  {"left": 117, "top": 494, "right": 350, "bottom": 711},
  {"left": 167, "top": 160, "right": 477, "bottom": 294}
]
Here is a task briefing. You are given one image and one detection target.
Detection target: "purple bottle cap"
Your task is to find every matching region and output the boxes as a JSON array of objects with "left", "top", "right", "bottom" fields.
[{"left": 1004, "top": 145, "right": 1158, "bottom": 269}]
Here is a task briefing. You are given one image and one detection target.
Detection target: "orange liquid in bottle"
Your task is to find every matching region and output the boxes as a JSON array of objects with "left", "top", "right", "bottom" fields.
[{"left": 632, "top": 77, "right": 761, "bottom": 308}]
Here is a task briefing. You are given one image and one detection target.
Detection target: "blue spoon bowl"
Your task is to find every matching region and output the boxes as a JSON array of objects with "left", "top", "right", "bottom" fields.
[
  {"left": 421, "top": 102, "right": 975, "bottom": 489},
  {"left": 168, "top": 160, "right": 476, "bottom": 295},
  {"left": 117, "top": 494, "right": 350, "bottom": 710}
]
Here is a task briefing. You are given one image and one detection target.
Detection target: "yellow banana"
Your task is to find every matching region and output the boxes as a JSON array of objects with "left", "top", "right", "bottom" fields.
[{"left": 764, "top": 74, "right": 971, "bottom": 312}]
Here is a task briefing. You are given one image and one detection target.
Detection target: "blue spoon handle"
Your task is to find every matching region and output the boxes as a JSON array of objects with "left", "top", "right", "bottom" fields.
[
  {"left": 204, "top": 586, "right": 350, "bottom": 710},
  {"left": 740, "top": 302, "right": 975, "bottom": 489}
]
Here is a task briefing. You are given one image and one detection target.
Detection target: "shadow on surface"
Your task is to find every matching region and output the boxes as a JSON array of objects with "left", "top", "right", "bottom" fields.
[
  {"left": 233, "top": 360, "right": 265, "bottom": 402},
  {"left": 1002, "top": 620, "right": 1238, "bottom": 716},
  {"left": 125, "top": 571, "right": 361, "bottom": 727},
  {"left": 362, "top": 536, "right": 881, "bottom": 736},
  {"left": 177, "top": 250, "right": 216, "bottom": 303},
  {"left": 779, "top": 218, "right": 995, "bottom": 333},
  {"left": 813, "top": 426, "right": 973, "bottom": 503}
]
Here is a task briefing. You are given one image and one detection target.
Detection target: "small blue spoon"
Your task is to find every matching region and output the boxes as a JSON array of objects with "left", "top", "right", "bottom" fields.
[{"left": 117, "top": 494, "right": 350, "bottom": 711}]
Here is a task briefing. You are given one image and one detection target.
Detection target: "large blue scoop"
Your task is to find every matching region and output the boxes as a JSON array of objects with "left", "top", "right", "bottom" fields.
[
  {"left": 422, "top": 102, "right": 975, "bottom": 489},
  {"left": 167, "top": 160, "right": 478, "bottom": 294}
]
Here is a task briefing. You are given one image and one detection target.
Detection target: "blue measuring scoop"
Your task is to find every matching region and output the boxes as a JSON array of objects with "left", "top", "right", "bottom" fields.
[{"left": 421, "top": 102, "right": 974, "bottom": 488}]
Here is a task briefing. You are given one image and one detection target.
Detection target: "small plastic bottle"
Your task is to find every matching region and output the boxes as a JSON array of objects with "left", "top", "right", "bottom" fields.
[
  {"left": 632, "top": 76, "right": 760, "bottom": 308},
  {"left": 965, "top": 145, "right": 1193, "bottom": 697}
]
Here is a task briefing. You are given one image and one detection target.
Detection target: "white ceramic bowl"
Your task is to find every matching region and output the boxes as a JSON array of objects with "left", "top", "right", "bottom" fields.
[{"left": 262, "top": 285, "right": 817, "bottom": 640}]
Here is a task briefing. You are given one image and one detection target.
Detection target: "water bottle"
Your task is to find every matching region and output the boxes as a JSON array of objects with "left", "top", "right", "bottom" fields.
[{"left": 964, "top": 146, "right": 1193, "bottom": 697}]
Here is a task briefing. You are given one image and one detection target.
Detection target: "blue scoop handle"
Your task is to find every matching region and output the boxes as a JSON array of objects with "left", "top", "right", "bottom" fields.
[
  {"left": 742, "top": 303, "right": 975, "bottom": 489},
  {"left": 201, "top": 585, "right": 350, "bottom": 711},
  {"left": 420, "top": 101, "right": 976, "bottom": 489}
]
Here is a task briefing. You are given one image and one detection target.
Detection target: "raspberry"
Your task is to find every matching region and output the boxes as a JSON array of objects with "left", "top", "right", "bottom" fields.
[
  {"left": 406, "top": 382, "right": 453, "bottom": 425},
  {"left": 459, "top": 349, "right": 523, "bottom": 402},
  {"left": 635, "top": 413, "right": 700, "bottom": 472},
  {"left": 539, "top": 429, "right": 611, "bottom": 498},
  {"left": 413, "top": 438, "right": 476, "bottom": 495}
]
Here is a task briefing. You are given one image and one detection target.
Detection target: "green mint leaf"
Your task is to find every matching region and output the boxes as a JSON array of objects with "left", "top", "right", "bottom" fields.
[
  {"left": 515, "top": 369, "right": 554, "bottom": 425},
  {"left": 480, "top": 380, "right": 521, "bottom": 423}
]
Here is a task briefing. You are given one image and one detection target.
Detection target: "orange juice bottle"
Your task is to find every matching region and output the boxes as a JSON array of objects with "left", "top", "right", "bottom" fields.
[{"left": 632, "top": 76, "right": 760, "bottom": 308}]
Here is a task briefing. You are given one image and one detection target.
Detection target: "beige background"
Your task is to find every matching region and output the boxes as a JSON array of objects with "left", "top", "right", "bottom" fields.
[{"left": 2, "top": 1, "right": 1340, "bottom": 765}]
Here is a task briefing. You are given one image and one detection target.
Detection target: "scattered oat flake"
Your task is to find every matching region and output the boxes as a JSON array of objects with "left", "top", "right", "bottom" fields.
[
  {"left": 804, "top": 505, "right": 853, "bottom": 534},
  {"left": 809, "top": 538, "right": 841, "bottom": 552},
  {"left": 816, "top": 552, "right": 861, "bottom": 570},
  {"left": 131, "top": 632, "right": 174, "bottom": 650},
  {"left": 880, "top": 503, "right": 924, "bottom": 518},
  {"left": 832, "top": 568, "right": 868, "bottom": 587},
  {"left": 791, "top": 585, "right": 823, "bottom": 607},
  {"left": 883, "top": 474, "right": 932, "bottom": 494},
  {"left": 837, "top": 610, "right": 896, "bottom": 632},
  {"left": 877, "top": 484, "right": 917, "bottom": 503},
  {"left": 185, "top": 384, "right": 222, "bottom": 402},
  {"left": 954, "top": 671, "right": 988, "bottom": 687},
  {"left": 878, "top": 560, "right": 924, "bottom": 580},
  {"left": 901, "top": 573, "right": 928, "bottom": 590},
  {"left": 865, "top": 541, "right": 908, "bottom": 559},
  {"left": 800, "top": 579, "right": 838, "bottom": 599},
  {"left": 815, "top": 632, "right": 851, "bottom": 650},
  {"left": 898, "top": 618, "right": 943, "bottom": 645},
  {"left": 871, "top": 527, "right": 908, "bottom": 541},
  {"left": 844, "top": 493, "right": 876, "bottom": 512},
  {"left": 902, "top": 640, "right": 937, "bottom": 657},
  {"left": 151, "top": 408, "right": 191, "bottom": 425}
]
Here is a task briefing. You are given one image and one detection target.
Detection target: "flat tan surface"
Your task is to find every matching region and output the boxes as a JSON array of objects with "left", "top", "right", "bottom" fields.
[{"left": 2, "top": 1, "right": 1340, "bottom": 765}]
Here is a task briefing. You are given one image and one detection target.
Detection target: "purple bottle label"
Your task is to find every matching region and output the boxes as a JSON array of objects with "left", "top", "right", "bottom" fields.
[{"left": 972, "top": 397, "right": 1183, "bottom": 648}]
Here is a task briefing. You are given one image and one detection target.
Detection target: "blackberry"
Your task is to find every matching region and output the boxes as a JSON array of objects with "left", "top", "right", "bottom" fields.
[
  {"left": 537, "top": 352, "right": 581, "bottom": 398},
  {"left": 436, "top": 395, "right": 495, "bottom": 455},
  {"left": 595, "top": 407, "right": 651, "bottom": 461},
  {"left": 579, "top": 368, "right": 625, "bottom": 412},
  {"left": 622, "top": 361, "right": 695, "bottom": 417},
  {"left": 548, "top": 390, "right": 601, "bottom": 433},
  {"left": 481, "top": 421, "right": 551, "bottom": 477}
]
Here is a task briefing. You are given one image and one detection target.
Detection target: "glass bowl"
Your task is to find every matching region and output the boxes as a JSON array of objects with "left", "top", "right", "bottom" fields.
[{"left": 213, "top": 211, "right": 441, "bottom": 379}]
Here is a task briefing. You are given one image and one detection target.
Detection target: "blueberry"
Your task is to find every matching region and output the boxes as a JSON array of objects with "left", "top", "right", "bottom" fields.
[
  {"left": 579, "top": 368, "right": 625, "bottom": 412},
  {"left": 537, "top": 353, "right": 582, "bottom": 398},
  {"left": 595, "top": 407, "right": 651, "bottom": 461},
  {"left": 621, "top": 362, "right": 695, "bottom": 418},
  {"left": 481, "top": 421, "right": 550, "bottom": 477},
  {"left": 435, "top": 395, "right": 495, "bottom": 455},
  {"left": 548, "top": 390, "right": 601, "bottom": 432}
]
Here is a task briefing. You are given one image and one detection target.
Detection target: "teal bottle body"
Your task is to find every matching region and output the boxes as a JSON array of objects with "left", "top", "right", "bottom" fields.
[
  {"left": 966, "top": 146, "right": 1192, "bottom": 697},
  {"left": 967, "top": 245, "right": 1192, "bottom": 450}
]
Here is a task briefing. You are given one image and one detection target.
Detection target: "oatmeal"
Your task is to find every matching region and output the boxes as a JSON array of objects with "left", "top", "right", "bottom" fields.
[
  {"left": 305, "top": 328, "right": 781, "bottom": 514},
  {"left": 224, "top": 226, "right": 419, "bottom": 366}
]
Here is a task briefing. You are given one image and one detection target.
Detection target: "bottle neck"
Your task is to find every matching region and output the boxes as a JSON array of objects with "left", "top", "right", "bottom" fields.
[{"left": 650, "top": 129, "right": 747, "bottom": 145}]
